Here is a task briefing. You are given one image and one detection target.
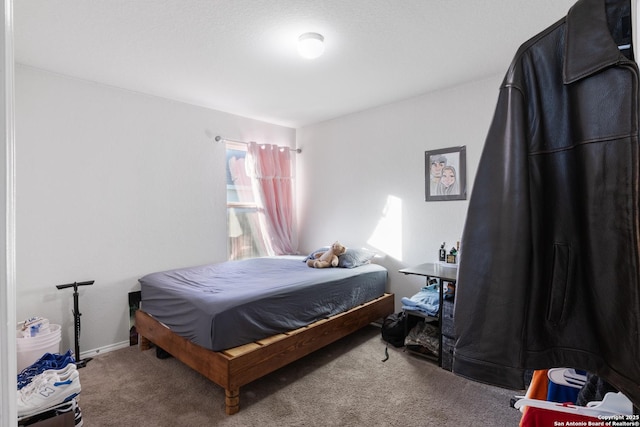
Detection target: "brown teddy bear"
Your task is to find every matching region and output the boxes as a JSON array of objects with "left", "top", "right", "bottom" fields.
[{"left": 306, "top": 241, "right": 347, "bottom": 268}]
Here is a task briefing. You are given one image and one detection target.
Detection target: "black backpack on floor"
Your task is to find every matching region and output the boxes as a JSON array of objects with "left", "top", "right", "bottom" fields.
[{"left": 381, "top": 312, "right": 409, "bottom": 348}]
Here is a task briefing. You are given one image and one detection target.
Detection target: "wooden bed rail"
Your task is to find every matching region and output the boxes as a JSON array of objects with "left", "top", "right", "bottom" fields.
[{"left": 135, "top": 292, "right": 394, "bottom": 414}]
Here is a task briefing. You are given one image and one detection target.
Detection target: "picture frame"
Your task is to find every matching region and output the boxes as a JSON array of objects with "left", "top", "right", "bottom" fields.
[{"left": 425, "top": 146, "right": 467, "bottom": 201}]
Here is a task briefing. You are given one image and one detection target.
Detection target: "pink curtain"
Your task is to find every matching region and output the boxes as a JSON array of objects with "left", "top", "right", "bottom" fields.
[{"left": 246, "top": 142, "right": 296, "bottom": 255}]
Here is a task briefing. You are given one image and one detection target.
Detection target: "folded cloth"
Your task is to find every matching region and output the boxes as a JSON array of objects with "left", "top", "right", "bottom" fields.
[{"left": 401, "top": 284, "right": 440, "bottom": 317}]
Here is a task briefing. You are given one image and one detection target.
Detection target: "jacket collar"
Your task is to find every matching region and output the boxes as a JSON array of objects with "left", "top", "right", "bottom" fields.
[{"left": 564, "top": 0, "right": 629, "bottom": 84}]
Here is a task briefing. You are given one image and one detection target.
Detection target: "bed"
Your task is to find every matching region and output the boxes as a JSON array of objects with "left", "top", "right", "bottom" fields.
[{"left": 135, "top": 255, "right": 394, "bottom": 414}]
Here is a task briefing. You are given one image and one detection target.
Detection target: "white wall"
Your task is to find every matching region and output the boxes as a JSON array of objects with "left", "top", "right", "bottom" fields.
[
  {"left": 15, "top": 62, "right": 503, "bottom": 353},
  {"left": 15, "top": 65, "right": 295, "bottom": 355},
  {"left": 296, "top": 74, "right": 502, "bottom": 311}
]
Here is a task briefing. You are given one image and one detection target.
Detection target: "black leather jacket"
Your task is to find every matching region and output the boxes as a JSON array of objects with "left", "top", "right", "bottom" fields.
[{"left": 453, "top": 0, "right": 640, "bottom": 406}]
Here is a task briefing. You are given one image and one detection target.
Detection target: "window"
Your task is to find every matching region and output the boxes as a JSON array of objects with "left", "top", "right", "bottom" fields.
[
  {"left": 226, "top": 139, "right": 296, "bottom": 259},
  {"left": 226, "top": 143, "right": 268, "bottom": 260}
]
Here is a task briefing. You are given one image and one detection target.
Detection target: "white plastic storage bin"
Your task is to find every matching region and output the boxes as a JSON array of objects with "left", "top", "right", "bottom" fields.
[{"left": 16, "top": 324, "right": 61, "bottom": 373}]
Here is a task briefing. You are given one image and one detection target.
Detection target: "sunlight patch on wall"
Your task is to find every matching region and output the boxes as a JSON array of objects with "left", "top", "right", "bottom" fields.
[{"left": 367, "top": 195, "right": 402, "bottom": 260}]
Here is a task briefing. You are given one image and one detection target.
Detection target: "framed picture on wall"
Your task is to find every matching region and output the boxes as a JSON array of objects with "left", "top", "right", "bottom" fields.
[{"left": 425, "top": 146, "right": 467, "bottom": 201}]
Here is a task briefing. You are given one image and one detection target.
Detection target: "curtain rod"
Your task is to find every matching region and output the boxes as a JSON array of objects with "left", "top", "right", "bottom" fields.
[{"left": 215, "top": 135, "right": 301, "bottom": 153}]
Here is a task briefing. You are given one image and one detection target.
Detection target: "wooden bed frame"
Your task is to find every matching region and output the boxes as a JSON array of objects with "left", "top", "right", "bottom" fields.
[{"left": 135, "top": 292, "right": 394, "bottom": 415}]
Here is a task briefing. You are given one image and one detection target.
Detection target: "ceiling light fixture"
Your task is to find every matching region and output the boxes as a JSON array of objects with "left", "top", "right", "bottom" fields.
[{"left": 297, "top": 32, "right": 325, "bottom": 59}]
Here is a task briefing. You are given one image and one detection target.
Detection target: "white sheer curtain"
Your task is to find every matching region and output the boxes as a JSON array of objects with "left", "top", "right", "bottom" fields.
[
  {"left": 227, "top": 155, "right": 269, "bottom": 259},
  {"left": 245, "top": 142, "right": 296, "bottom": 255}
]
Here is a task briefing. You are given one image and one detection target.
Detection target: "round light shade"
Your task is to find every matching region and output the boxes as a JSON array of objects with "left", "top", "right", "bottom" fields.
[{"left": 298, "top": 32, "right": 325, "bottom": 59}]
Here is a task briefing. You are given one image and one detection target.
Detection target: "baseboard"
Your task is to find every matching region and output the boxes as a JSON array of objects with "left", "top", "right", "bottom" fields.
[{"left": 80, "top": 340, "right": 130, "bottom": 359}]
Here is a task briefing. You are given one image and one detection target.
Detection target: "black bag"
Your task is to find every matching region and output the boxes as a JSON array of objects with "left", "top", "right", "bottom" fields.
[{"left": 381, "top": 312, "right": 409, "bottom": 348}]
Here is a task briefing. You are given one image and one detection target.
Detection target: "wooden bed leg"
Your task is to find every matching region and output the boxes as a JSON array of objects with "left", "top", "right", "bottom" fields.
[
  {"left": 139, "top": 334, "right": 152, "bottom": 351},
  {"left": 225, "top": 388, "right": 240, "bottom": 415}
]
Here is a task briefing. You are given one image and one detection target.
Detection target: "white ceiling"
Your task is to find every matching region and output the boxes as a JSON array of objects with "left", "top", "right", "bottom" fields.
[{"left": 14, "top": 0, "right": 577, "bottom": 128}]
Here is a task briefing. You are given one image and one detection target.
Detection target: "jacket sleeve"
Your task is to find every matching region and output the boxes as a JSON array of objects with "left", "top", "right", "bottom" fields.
[{"left": 452, "top": 82, "right": 532, "bottom": 390}]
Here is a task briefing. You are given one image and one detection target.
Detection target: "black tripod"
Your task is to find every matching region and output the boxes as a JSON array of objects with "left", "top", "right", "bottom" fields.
[{"left": 56, "top": 280, "right": 94, "bottom": 368}]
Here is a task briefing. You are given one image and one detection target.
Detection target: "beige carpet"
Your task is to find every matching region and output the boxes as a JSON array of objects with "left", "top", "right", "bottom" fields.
[{"left": 77, "top": 325, "right": 523, "bottom": 426}]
